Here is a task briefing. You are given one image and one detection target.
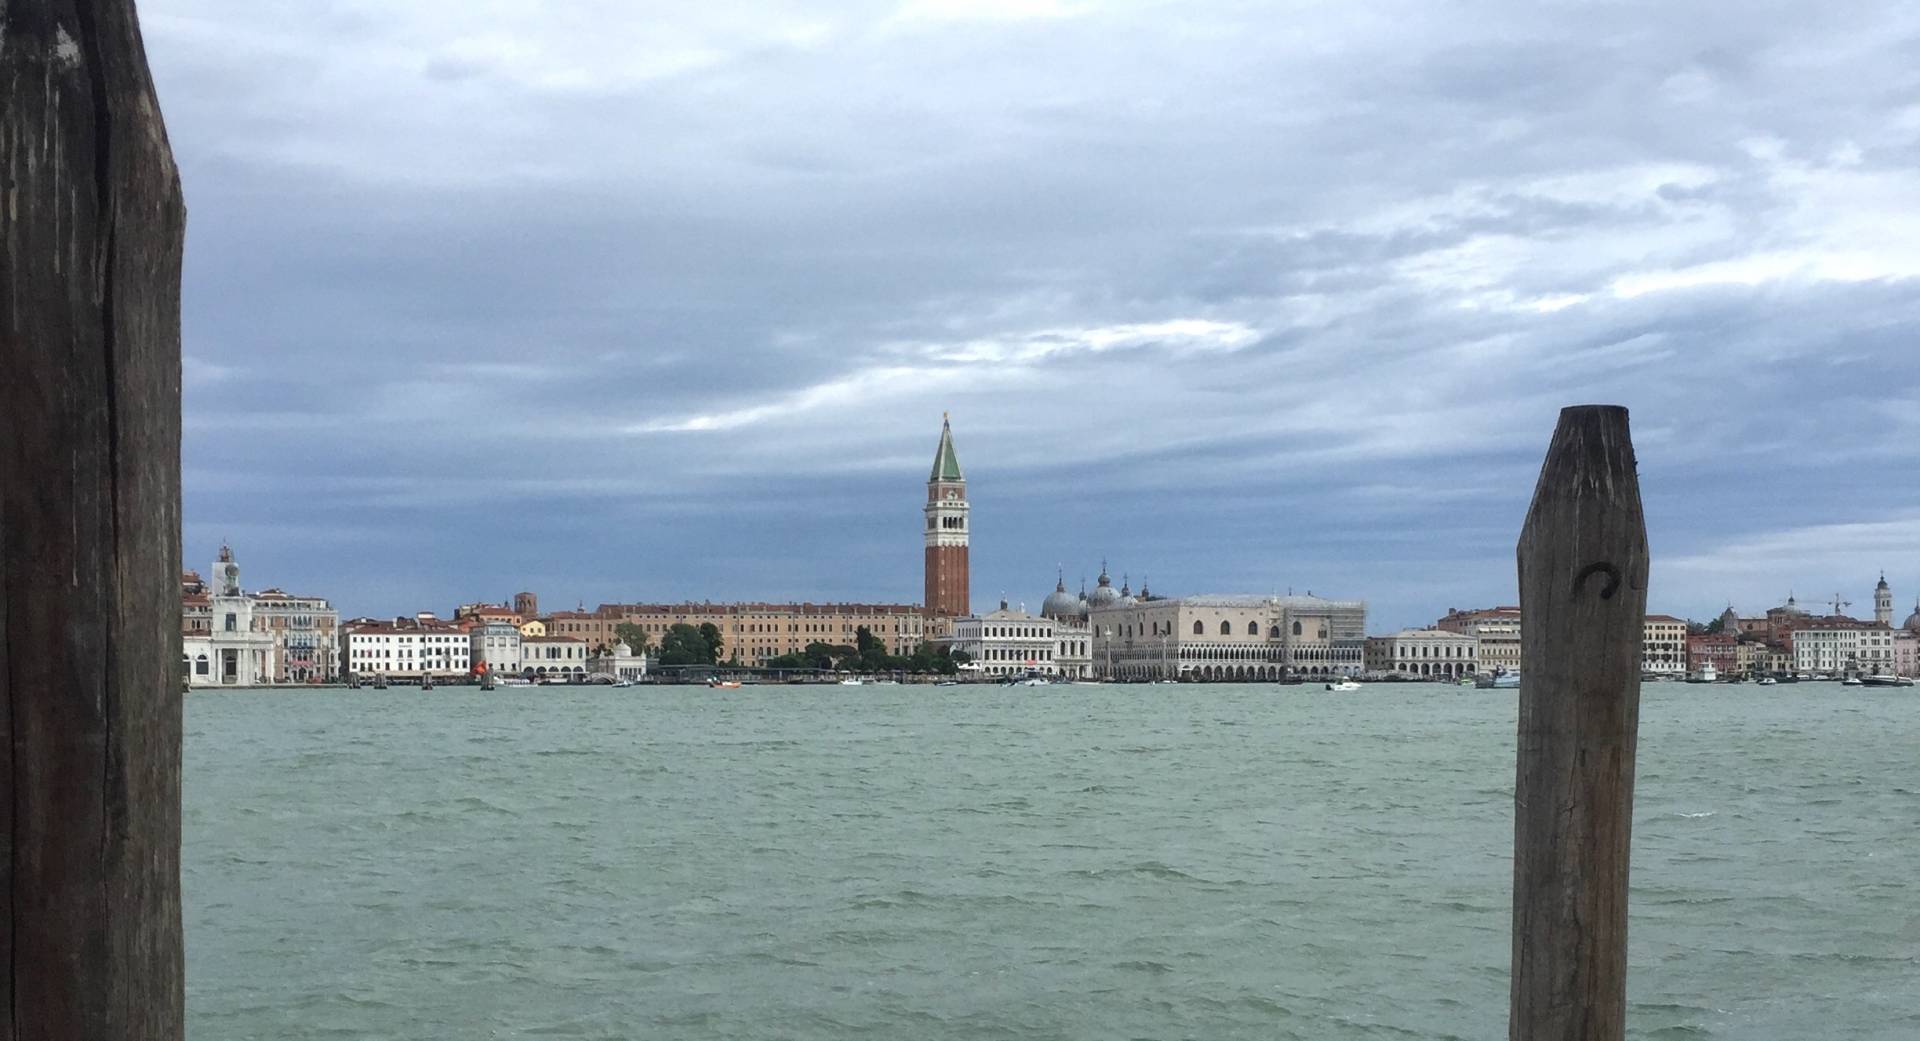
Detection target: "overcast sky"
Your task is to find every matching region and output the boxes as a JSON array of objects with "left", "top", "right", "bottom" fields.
[{"left": 153, "top": 0, "right": 1920, "bottom": 630}]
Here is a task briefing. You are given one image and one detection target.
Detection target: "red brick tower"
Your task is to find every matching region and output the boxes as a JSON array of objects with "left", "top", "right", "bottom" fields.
[{"left": 924, "top": 414, "right": 970, "bottom": 619}]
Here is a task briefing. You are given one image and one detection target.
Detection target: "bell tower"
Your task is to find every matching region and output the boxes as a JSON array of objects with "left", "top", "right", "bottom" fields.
[
  {"left": 924, "top": 413, "right": 970, "bottom": 618},
  {"left": 1875, "top": 573, "right": 1893, "bottom": 626}
]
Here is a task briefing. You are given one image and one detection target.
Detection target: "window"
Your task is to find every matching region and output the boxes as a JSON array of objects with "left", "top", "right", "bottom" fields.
[
  {"left": 1247, "top": 621, "right": 1259, "bottom": 636},
  {"left": 1219, "top": 621, "right": 1231, "bottom": 636},
  {"left": 1293, "top": 621, "right": 1302, "bottom": 636},
  {"left": 224, "top": 613, "right": 237, "bottom": 632},
  {"left": 1192, "top": 620, "right": 1203, "bottom": 635}
]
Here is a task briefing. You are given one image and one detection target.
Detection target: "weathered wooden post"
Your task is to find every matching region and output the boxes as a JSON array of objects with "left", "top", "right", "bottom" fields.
[
  {"left": 1510, "top": 405, "right": 1648, "bottom": 1041},
  {"left": 3, "top": 2, "right": 187, "bottom": 1039}
]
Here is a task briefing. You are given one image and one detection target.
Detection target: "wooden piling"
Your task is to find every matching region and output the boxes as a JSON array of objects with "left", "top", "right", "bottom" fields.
[
  {"left": 1510, "top": 405, "right": 1648, "bottom": 1041},
  {"left": 3, "top": 2, "right": 187, "bottom": 1039}
]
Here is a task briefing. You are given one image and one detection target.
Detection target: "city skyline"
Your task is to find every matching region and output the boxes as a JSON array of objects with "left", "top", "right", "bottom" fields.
[{"left": 159, "top": 2, "right": 1920, "bottom": 629}]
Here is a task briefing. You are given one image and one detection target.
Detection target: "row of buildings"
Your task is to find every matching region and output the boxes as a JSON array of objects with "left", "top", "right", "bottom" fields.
[{"left": 183, "top": 417, "right": 1920, "bottom": 686}]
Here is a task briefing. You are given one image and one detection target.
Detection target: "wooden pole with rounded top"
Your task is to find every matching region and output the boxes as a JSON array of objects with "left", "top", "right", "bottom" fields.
[
  {"left": 1510, "top": 405, "right": 1648, "bottom": 1041},
  {"left": 3, "top": 1, "right": 187, "bottom": 1037}
]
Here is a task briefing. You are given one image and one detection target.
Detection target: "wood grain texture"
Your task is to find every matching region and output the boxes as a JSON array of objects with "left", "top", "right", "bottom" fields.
[
  {"left": 2, "top": 1, "right": 186, "bottom": 1038},
  {"left": 1509, "top": 405, "right": 1648, "bottom": 1041}
]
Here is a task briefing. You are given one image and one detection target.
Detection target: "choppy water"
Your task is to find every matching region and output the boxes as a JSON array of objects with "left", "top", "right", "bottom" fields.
[{"left": 184, "top": 683, "right": 1919, "bottom": 1040}]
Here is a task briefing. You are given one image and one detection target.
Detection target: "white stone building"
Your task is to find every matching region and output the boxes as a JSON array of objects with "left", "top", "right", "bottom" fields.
[
  {"left": 1365, "top": 629, "right": 1481, "bottom": 679},
  {"left": 180, "top": 546, "right": 282, "bottom": 687},
  {"left": 1792, "top": 626, "right": 1896, "bottom": 676},
  {"left": 1643, "top": 615, "right": 1688, "bottom": 676},
  {"left": 343, "top": 616, "right": 473, "bottom": 681},
  {"left": 521, "top": 635, "right": 590, "bottom": 680},
  {"left": 940, "top": 602, "right": 1065, "bottom": 678},
  {"left": 590, "top": 642, "right": 650, "bottom": 682},
  {"left": 469, "top": 621, "right": 523, "bottom": 677},
  {"left": 1087, "top": 592, "right": 1368, "bottom": 681}
]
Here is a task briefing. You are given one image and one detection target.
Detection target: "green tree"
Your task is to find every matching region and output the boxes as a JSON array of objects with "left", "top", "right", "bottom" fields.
[
  {"left": 1703, "top": 616, "right": 1725, "bottom": 635},
  {"left": 613, "top": 622, "right": 653, "bottom": 656},
  {"left": 658, "top": 623, "right": 718, "bottom": 666},
  {"left": 698, "top": 623, "right": 724, "bottom": 663}
]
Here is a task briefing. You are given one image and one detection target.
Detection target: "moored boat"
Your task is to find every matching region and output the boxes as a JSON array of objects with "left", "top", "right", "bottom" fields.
[
  {"left": 1324, "top": 678, "right": 1361, "bottom": 692},
  {"left": 1860, "top": 673, "right": 1915, "bottom": 687},
  {"left": 1685, "top": 663, "right": 1718, "bottom": 684}
]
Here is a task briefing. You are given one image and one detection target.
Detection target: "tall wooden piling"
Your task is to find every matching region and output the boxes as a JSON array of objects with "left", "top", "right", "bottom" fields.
[
  {"left": 3, "top": 2, "right": 187, "bottom": 1039},
  {"left": 1509, "top": 406, "right": 1648, "bottom": 1041}
]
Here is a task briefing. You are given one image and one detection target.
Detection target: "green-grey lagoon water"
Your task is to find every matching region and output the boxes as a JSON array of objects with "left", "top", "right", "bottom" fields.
[{"left": 185, "top": 683, "right": 1918, "bottom": 1039}]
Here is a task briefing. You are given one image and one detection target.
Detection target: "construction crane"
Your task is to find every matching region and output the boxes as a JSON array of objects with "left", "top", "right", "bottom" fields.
[{"left": 1829, "top": 593, "right": 1853, "bottom": 618}]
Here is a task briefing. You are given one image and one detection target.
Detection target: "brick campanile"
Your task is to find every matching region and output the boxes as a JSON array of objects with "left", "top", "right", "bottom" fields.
[{"left": 924, "top": 414, "right": 970, "bottom": 619}]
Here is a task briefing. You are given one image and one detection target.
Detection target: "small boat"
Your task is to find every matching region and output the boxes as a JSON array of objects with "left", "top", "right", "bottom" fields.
[
  {"left": 1685, "top": 663, "right": 1718, "bottom": 684},
  {"left": 1756, "top": 676, "right": 1778, "bottom": 686},
  {"left": 1475, "top": 669, "right": 1521, "bottom": 690},
  {"left": 1003, "top": 673, "right": 1051, "bottom": 687},
  {"left": 934, "top": 680, "right": 960, "bottom": 687},
  {"left": 708, "top": 679, "right": 742, "bottom": 689},
  {"left": 611, "top": 679, "right": 634, "bottom": 688},
  {"left": 1842, "top": 675, "right": 1864, "bottom": 686},
  {"left": 837, "top": 678, "right": 864, "bottom": 686},
  {"left": 1325, "top": 679, "right": 1361, "bottom": 692}
]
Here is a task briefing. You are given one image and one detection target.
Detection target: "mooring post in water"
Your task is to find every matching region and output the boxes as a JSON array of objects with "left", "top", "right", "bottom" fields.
[
  {"left": 3, "top": 2, "right": 187, "bottom": 1038},
  {"left": 1509, "top": 405, "right": 1648, "bottom": 1041}
]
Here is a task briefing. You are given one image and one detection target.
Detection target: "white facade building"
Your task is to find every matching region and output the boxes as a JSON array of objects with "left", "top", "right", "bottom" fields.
[
  {"left": 469, "top": 621, "right": 523, "bottom": 677},
  {"left": 521, "top": 636, "right": 590, "bottom": 679},
  {"left": 181, "top": 546, "right": 279, "bottom": 687},
  {"left": 1643, "top": 615, "right": 1688, "bottom": 676},
  {"left": 1365, "top": 629, "right": 1481, "bottom": 678},
  {"left": 941, "top": 602, "right": 1064, "bottom": 678},
  {"left": 1088, "top": 593, "right": 1368, "bottom": 681},
  {"left": 343, "top": 616, "right": 473, "bottom": 681},
  {"left": 1793, "top": 627, "right": 1896, "bottom": 676},
  {"left": 590, "top": 642, "right": 651, "bottom": 682}
]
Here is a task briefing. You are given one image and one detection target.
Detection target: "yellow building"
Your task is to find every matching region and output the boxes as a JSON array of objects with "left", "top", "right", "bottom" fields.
[
  {"left": 545, "top": 602, "right": 926, "bottom": 665},
  {"left": 517, "top": 618, "right": 547, "bottom": 638}
]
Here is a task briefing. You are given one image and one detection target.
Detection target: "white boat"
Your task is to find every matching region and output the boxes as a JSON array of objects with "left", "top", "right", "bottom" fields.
[
  {"left": 1004, "top": 673, "right": 1051, "bottom": 687},
  {"left": 611, "top": 679, "right": 634, "bottom": 688},
  {"left": 1860, "top": 673, "right": 1915, "bottom": 687},
  {"left": 837, "top": 678, "right": 864, "bottom": 686},
  {"left": 1841, "top": 675, "right": 1864, "bottom": 686},
  {"left": 1324, "top": 679, "right": 1361, "bottom": 692},
  {"left": 1475, "top": 669, "right": 1521, "bottom": 690},
  {"left": 1756, "top": 676, "right": 1778, "bottom": 686},
  {"left": 1685, "top": 663, "right": 1718, "bottom": 684}
]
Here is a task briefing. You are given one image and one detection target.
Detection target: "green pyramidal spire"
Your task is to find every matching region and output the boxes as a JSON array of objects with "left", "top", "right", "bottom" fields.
[{"left": 930, "top": 413, "right": 964, "bottom": 482}]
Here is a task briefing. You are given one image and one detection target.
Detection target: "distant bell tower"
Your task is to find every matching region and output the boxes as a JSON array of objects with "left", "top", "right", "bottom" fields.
[
  {"left": 1875, "top": 573, "right": 1892, "bottom": 626},
  {"left": 924, "top": 413, "right": 970, "bottom": 618}
]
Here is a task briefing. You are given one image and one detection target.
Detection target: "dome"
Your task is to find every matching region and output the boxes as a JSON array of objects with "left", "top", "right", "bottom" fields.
[
  {"left": 613, "top": 641, "right": 633, "bottom": 656},
  {"left": 1907, "top": 601, "right": 1920, "bottom": 632},
  {"left": 1119, "top": 575, "right": 1137, "bottom": 605},
  {"left": 1042, "top": 574, "right": 1083, "bottom": 620},
  {"left": 1086, "top": 565, "right": 1122, "bottom": 608}
]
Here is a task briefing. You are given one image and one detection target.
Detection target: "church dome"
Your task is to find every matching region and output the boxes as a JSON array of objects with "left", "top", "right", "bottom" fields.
[
  {"left": 1906, "top": 601, "right": 1920, "bottom": 632},
  {"left": 1086, "top": 565, "right": 1122, "bottom": 608},
  {"left": 1042, "top": 575, "right": 1083, "bottom": 620}
]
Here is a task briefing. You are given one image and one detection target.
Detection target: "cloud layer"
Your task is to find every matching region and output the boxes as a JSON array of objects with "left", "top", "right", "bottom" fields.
[{"left": 153, "top": 0, "right": 1920, "bottom": 627}]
